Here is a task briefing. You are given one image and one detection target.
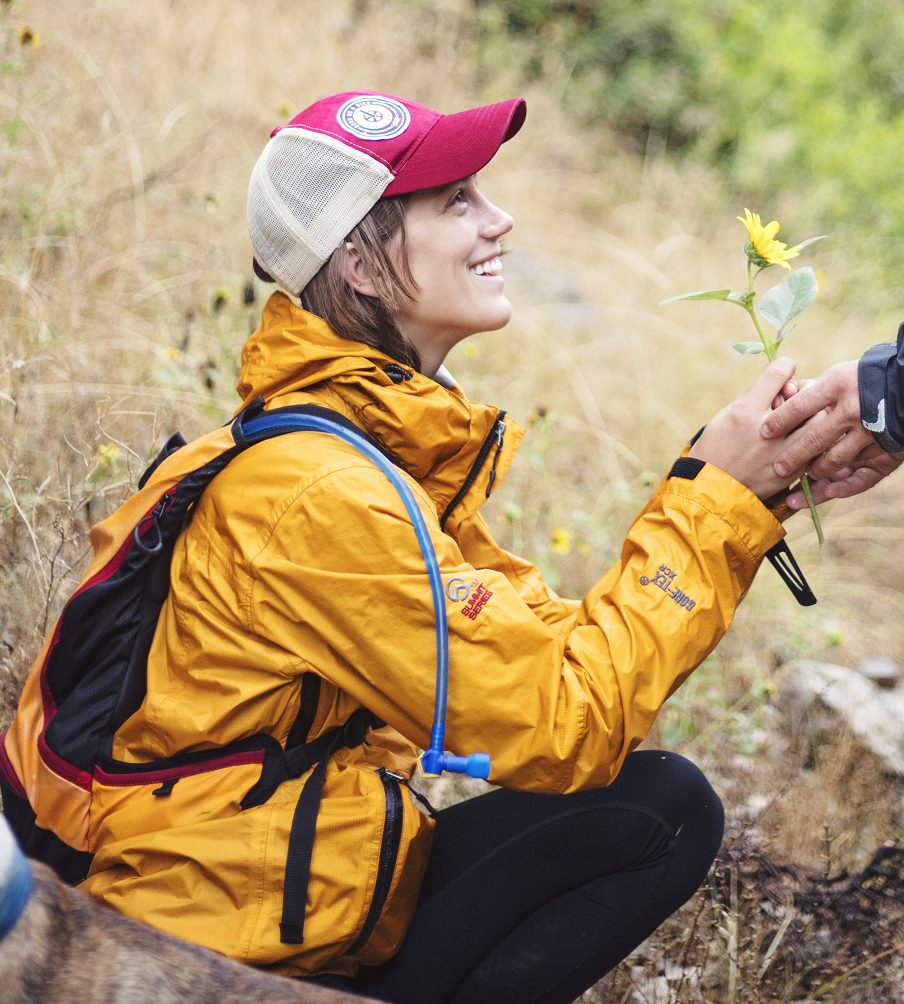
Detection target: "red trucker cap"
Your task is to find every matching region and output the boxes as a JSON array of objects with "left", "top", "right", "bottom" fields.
[
  {"left": 272, "top": 92, "right": 527, "bottom": 196},
  {"left": 248, "top": 92, "right": 527, "bottom": 295}
]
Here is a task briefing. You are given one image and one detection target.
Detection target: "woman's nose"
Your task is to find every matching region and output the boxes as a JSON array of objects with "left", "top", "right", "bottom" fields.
[{"left": 479, "top": 200, "right": 514, "bottom": 240}]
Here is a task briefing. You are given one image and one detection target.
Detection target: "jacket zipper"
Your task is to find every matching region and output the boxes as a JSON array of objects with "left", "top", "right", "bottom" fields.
[
  {"left": 439, "top": 412, "right": 507, "bottom": 531},
  {"left": 345, "top": 767, "right": 404, "bottom": 955}
]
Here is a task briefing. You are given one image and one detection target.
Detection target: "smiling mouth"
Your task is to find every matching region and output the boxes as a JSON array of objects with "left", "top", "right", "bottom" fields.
[{"left": 470, "top": 256, "right": 503, "bottom": 276}]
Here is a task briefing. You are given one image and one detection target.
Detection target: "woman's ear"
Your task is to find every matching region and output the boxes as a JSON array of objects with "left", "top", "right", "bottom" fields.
[{"left": 334, "top": 241, "right": 379, "bottom": 298}]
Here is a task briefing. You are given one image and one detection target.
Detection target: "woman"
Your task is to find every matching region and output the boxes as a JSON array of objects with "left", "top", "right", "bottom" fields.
[{"left": 5, "top": 92, "right": 813, "bottom": 1004}]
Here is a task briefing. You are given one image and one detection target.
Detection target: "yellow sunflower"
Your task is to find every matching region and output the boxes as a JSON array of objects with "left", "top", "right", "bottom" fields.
[
  {"left": 17, "top": 26, "right": 40, "bottom": 48},
  {"left": 550, "top": 528, "right": 572, "bottom": 555},
  {"left": 737, "top": 209, "right": 801, "bottom": 270}
]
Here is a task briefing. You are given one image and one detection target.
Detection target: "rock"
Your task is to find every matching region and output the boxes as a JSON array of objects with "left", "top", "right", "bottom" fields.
[
  {"left": 856, "top": 657, "right": 899, "bottom": 690},
  {"left": 782, "top": 661, "right": 904, "bottom": 775}
]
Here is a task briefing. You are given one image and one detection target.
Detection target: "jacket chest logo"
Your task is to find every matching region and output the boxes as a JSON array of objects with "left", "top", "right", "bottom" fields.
[{"left": 446, "top": 576, "right": 494, "bottom": 620}]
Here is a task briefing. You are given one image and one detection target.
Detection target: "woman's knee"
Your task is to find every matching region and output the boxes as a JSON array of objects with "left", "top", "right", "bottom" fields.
[{"left": 611, "top": 750, "right": 724, "bottom": 840}]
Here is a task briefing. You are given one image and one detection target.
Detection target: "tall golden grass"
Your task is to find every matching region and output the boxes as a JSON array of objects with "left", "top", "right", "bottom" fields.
[{"left": 2, "top": 0, "right": 903, "bottom": 999}]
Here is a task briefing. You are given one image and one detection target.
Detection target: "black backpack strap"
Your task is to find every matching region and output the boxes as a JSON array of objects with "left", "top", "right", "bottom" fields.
[
  {"left": 109, "top": 533, "right": 178, "bottom": 732},
  {"left": 240, "top": 707, "right": 380, "bottom": 811},
  {"left": 239, "top": 726, "right": 335, "bottom": 810},
  {"left": 285, "top": 673, "right": 322, "bottom": 750},
  {"left": 277, "top": 730, "right": 343, "bottom": 944},
  {"left": 137, "top": 432, "right": 188, "bottom": 490},
  {"left": 233, "top": 706, "right": 381, "bottom": 945},
  {"left": 276, "top": 708, "right": 383, "bottom": 944}
]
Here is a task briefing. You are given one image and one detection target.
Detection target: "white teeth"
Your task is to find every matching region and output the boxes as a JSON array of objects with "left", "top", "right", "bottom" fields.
[{"left": 471, "top": 256, "right": 502, "bottom": 276}]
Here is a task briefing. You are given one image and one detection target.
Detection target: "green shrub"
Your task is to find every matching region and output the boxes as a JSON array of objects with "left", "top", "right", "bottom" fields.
[{"left": 482, "top": 0, "right": 904, "bottom": 239}]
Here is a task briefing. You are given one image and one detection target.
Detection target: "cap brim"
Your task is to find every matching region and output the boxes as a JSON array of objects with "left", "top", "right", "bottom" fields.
[{"left": 382, "top": 97, "right": 526, "bottom": 197}]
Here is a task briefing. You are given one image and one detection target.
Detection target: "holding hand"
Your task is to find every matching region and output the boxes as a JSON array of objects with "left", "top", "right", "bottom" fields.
[
  {"left": 759, "top": 359, "right": 904, "bottom": 508},
  {"left": 689, "top": 357, "right": 817, "bottom": 500}
]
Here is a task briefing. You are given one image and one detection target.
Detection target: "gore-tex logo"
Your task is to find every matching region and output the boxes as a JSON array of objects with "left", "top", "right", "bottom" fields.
[
  {"left": 461, "top": 583, "right": 492, "bottom": 621},
  {"left": 639, "top": 563, "right": 696, "bottom": 611}
]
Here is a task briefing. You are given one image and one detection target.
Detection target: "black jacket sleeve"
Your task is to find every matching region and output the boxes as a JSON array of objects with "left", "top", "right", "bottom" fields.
[{"left": 859, "top": 322, "right": 904, "bottom": 452}]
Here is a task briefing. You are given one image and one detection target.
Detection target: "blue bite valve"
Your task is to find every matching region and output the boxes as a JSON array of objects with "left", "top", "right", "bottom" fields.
[
  {"left": 419, "top": 749, "right": 491, "bottom": 779},
  {"left": 447, "top": 752, "right": 491, "bottom": 779},
  {"left": 442, "top": 752, "right": 492, "bottom": 779}
]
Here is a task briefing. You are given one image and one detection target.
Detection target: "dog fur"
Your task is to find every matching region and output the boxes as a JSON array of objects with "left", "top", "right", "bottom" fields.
[{"left": 0, "top": 858, "right": 377, "bottom": 1004}]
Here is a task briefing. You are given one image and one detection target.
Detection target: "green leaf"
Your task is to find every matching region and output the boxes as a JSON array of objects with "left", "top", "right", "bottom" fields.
[
  {"left": 503, "top": 502, "right": 523, "bottom": 522},
  {"left": 727, "top": 291, "right": 754, "bottom": 305},
  {"left": 796, "top": 236, "right": 827, "bottom": 252},
  {"left": 757, "top": 266, "right": 818, "bottom": 333},
  {"left": 733, "top": 342, "right": 765, "bottom": 354},
  {"left": 659, "top": 288, "right": 730, "bottom": 306},
  {"left": 775, "top": 323, "right": 796, "bottom": 344}
]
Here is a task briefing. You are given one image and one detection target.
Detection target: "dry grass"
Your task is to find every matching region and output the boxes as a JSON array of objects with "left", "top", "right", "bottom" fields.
[{"left": 1, "top": 0, "right": 903, "bottom": 999}]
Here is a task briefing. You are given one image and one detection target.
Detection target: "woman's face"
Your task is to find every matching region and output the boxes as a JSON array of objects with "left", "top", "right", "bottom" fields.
[{"left": 394, "top": 176, "right": 514, "bottom": 375}]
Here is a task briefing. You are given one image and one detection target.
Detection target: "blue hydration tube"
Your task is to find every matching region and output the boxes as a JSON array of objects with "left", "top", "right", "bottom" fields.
[{"left": 242, "top": 411, "right": 491, "bottom": 781}]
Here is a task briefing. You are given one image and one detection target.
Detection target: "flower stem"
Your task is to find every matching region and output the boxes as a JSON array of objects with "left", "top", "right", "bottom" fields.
[
  {"left": 745, "top": 260, "right": 774, "bottom": 357},
  {"left": 745, "top": 265, "right": 825, "bottom": 549},
  {"left": 799, "top": 473, "right": 825, "bottom": 549},
  {"left": 744, "top": 301, "right": 773, "bottom": 359}
]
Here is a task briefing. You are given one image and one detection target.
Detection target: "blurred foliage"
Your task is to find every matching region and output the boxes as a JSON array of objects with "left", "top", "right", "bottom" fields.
[{"left": 478, "top": 0, "right": 904, "bottom": 241}]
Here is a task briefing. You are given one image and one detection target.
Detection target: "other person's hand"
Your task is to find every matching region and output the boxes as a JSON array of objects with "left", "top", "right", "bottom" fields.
[
  {"left": 689, "top": 357, "right": 815, "bottom": 500},
  {"left": 785, "top": 448, "right": 904, "bottom": 509},
  {"left": 759, "top": 360, "right": 876, "bottom": 479},
  {"left": 759, "top": 358, "right": 904, "bottom": 504}
]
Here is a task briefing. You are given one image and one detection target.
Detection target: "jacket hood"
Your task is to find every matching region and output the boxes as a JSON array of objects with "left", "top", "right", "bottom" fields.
[{"left": 236, "top": 292, "right": 523, "bottom": 528}]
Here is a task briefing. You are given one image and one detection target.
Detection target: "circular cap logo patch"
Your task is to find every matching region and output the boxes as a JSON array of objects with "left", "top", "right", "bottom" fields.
[{"left": 337, "top": 96, "right": 411, "bottom": 142}]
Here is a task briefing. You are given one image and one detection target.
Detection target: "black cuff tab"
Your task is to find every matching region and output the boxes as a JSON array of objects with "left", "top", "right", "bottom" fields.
[
  {"left": 668, "top": 457, "right": 706, "bottom": 481},
  {"left": 766, "top": 540, "right": 817, "bottom": 606}
]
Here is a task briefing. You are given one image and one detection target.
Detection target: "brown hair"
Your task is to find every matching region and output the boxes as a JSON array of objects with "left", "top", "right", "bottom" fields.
[{"left": 254, "top": 195, "right": 421, "bottom": 371}]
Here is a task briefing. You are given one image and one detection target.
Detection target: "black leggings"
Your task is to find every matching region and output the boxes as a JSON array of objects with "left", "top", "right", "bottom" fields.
[{"left": 318, "top": 750, "right": 723, "bottom": 1004}]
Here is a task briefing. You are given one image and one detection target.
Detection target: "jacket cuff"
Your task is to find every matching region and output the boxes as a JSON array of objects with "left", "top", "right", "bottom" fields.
[
  {"left": 859, "top": 330, "right": 904, "bottom": 452},
  {"left": 760, "top": 486, "right": 793, "bottom": 523},
  {"left": 658, "top": 456, "right": 785, "bottom": 563}
]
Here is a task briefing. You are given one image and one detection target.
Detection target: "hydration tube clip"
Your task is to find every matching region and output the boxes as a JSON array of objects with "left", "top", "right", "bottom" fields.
[{"left": 133, "top": 498, "right": 167, "bottom": 555}]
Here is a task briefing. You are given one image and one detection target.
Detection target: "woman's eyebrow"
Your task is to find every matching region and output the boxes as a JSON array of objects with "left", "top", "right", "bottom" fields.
[
  {"left": 437, "top": 175, "right": 476, "bottom": 197},
  {"left": 436, "top": 176, "right": 477, "bottom": 210}
]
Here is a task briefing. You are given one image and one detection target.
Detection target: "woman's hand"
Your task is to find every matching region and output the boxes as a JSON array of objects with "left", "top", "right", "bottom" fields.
[{"left": 689, "top": 357, "right": 814, "bottom": 500}]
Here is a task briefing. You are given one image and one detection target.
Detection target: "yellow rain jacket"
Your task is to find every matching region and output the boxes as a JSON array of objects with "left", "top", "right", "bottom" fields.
[{"left": 67, "top": 292, "right": 783, "bottom": 976}]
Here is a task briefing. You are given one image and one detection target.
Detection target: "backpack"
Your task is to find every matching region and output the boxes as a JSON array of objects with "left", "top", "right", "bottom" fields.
[{"left": 0, "top": 397, "right": 488, "bottom": 946}]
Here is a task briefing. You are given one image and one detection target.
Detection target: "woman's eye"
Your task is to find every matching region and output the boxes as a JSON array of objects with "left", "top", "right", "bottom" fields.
[{"left": 451, "top": 189, "right": 466, "bottom": 205}]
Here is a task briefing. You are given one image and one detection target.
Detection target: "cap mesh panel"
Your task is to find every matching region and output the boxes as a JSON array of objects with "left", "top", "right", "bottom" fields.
[{"left": 248, "top": 129, "right": 392, "bottom": 294}]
